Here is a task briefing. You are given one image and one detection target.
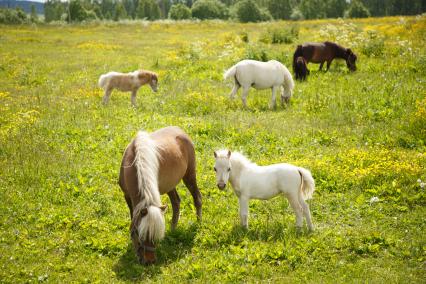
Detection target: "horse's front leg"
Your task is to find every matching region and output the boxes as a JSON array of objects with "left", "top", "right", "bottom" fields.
[
  {"left": 130, "top": 90, "right": 138, "bottom": 107},
  {"left": 167, "top": 188, "right": 181, "bottom": 230},
  {"left": 238, "top": 196, "right": 249, "bottom": 229},
  {"left": 241, "top": 86, "right": 250, "bottom": 108},
  {"left": 102, "top": 88, "right": 113, "bottom": 105},
  {"left": 319, "top": 62, "right": 324, "bottom": 71},
  {"left": 270, "top": 86, "right": 278, "bottom": 109}
]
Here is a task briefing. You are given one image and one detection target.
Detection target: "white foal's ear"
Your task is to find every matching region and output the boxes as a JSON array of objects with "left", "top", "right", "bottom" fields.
[
  {"left": 214, "top": 151, "right": 217, "bottom": 158},
  {"left": 227, "top": 150, "right": 231, "bottom": 158},
  {"left": 159, "top": 204, "right": 167, "bottom": 213}
]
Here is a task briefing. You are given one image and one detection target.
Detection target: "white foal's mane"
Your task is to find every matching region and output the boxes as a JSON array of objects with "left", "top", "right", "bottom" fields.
[{"left": 133, "top": 131, "right": 165, "bottom": 242}]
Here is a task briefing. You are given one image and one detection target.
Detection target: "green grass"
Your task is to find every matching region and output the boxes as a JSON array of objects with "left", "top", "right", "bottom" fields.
[{"left": 0, "top": 17, "right": 425, "bottom": 283}]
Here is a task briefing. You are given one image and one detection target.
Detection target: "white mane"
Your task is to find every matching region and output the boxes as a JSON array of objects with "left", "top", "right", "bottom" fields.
[{"left": 133, "top": 131, "right": 165, "bottom": 242}]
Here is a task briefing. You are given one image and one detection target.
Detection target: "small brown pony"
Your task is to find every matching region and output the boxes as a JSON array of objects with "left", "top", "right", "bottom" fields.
[
  {"left": 293, "top": 41, "right": 357, "bottom": 74},
  {"left": 99, "top": 70, "right": 158, "bottom": 106},
  {"left": 119, "top": 126, "right": 202, "bottom": 265},
  {"left": 294, "top": 56, "right": 309, "bottom": 81}
]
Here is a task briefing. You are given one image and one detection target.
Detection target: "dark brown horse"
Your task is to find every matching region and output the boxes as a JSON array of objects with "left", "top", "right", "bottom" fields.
[
  {"left": 293, "top": 41, "right": 357, "bottom": 75},
  {"left": 119, "top": 126, "right": 202, "bottom": 264},
  {"left": 294, "top": 56, "right": 309, "bottom": 81}
]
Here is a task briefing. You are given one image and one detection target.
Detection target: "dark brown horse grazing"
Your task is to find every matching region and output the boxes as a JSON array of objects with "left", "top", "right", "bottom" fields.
[
  {"left": 119, "top": 126, "right": 202, "bottom": 265},
  {"left": 293, "top": 41, "right": 357, "bottom": 74},
  {"left": 294, "top": 56, "right": 309, "bottom": 81}
]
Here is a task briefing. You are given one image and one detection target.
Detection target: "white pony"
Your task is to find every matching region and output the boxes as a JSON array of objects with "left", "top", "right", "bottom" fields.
[
  {"left": 213, "top": 150, "right": 315, "bottom": 231},
  {"left": 224, "top": 59, "right": 294, "bottom": 108}
]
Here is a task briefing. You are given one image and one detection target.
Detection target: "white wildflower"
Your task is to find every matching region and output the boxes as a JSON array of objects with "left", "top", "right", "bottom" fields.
[{"left": 369, "top": 196, "right": 380, "bottom": 204}]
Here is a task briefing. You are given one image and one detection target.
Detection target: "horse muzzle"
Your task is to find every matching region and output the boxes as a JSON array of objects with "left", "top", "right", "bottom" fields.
[{"left": 217, "top": 182, "right": 226, "bottom": 190}]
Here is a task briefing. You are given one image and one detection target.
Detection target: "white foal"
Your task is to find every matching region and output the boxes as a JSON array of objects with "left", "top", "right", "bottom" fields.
[
  {"left": 223, "top": 59, "right": 294, "bottom": 108},
  {"left": 213, "top": 150, "right": 315, "bottom": 231}
]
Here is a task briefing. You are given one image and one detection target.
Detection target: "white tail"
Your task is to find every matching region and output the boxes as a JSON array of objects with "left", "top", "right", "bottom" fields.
[
  {"left": 297, "top": 167, "right": 315, "bottom": 200},
  {"left": 133, "top": 131, "right": 165, "bottom": 242},
  {"left": 223, "top": 65, "right": 237, "bottom": 80},
  {"left": 98, "top": 73, "right": 109, "bottom": 89}
]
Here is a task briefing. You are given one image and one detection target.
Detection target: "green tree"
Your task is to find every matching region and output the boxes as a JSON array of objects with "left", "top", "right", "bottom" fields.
[
  {"left": 346, "top": 0, "right": 370, "bottom": 18},
  {"left": 114, "top": 2, "right": 128, "bottom": 21},
  {"left": 169, "top": 3, "right": 192, "bottom": 19},
  {"left": 136, "top": 0, "right": 161, "bottom": 20},
  {"left": 267, "top": 0, "right": 292, "bottom": 20},
  {"left": 30, "top": 4, "right": 39, "bottom": 23},
  {"left": 299, "top": 0, "right": 326, "bottom": 19},
  {"left": 191, "top": 0, "right": 228, "bottom": 19},
  {"left": 232, "top": 0, "right": 271, "bottom": 23},
  {"left": 325, "top": 0, "right": 347, "bottom": 18},
  {"left": 100, "top": 0, "right": 115, "bottom": 20},
  {"left": 44, "top": 0, "right": 65, "bottom": 22}
]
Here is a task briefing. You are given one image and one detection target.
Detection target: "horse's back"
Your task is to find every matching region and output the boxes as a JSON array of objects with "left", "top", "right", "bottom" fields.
[
  {"left": 151, "top": 126, "right": 194, "bottom": 194},
  {"left": 235, "top": 59, "right": 285, "bottom": 89}
]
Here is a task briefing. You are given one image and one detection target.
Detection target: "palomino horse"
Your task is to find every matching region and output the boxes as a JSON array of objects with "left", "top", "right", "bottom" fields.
[
  {"left": 224, "top": 59, "right": 294, "bottom": 109},
  {"left": 293, "top": 41, "right": 357, "bottom": 74},
  {"left": 119, "top": 126, "right": 202, "bottom": 264},
  {"left": 99, "top": 69, "right": 158, "bottom": 106},
  {"left": 213, "top": 150, "right": 315, "bottom": 232}
]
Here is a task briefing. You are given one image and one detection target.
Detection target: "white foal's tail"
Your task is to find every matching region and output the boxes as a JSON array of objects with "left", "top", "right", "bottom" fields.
[
  {"left": 98, "top": 73, "right": 110, "bottom": 89},
  {"left": 297, "top": 167, "right": 315, "bottom": 200},
  {"left": 282, "top": 66, "right": 295, "bottom": 99},
  {"left": 224, "top": 65, "right": 237, "bottom": 80}
]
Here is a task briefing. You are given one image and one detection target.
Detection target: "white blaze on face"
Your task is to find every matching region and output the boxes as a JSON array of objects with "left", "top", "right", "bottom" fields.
[{"left": 214, "top": 151, "right": 232, "bottom": 190}]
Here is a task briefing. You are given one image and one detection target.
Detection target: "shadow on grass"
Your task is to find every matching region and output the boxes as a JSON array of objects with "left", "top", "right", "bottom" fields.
[{"left": 113, "top": 223, "right": 199, "bottom": 281}]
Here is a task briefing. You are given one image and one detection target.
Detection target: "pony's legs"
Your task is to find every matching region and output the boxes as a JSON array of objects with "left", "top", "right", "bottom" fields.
[
  {"left": 241, "top": 86, "right": 250, "bottom": 107},
  {"left": 326, "top": 60, "right": 332, "bottom": 71},
  {"left": 130, "top": 90, "right": 137, "bottom": 107},
  {"left": 183, "top": 173, "right": 202, "bottom": 222},
  {"left": 238, "top": 197, "right": 249, "bottom": 229},
  {"left": 167, "top": 188, "right": 181, "bottom": 230},
  {"left": 228, "top": 83, "right": 240, "bottom": 99},
  {"left": 270, "top": 86, "right": 278, "bottom": 109},
  {"left": 319, "top": 62, "right": 324, "bottom": 71},
  {"left": 299, "top": 198, "right": 314, "bottom": 231},
  {"left": 287, "top": 194, "right": 304, "bottom": 232},
  {"left": 102, "top": 88, "right": 113, "bottom": 104}
]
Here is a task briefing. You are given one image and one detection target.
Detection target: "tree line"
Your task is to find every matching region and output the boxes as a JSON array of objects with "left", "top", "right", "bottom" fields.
[{"left": 1, "top": 0, "right": 425, "bottom": 24}]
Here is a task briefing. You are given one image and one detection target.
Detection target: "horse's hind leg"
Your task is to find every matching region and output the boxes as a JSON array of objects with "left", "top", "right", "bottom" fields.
[
  {"left": 287, "top": 193, "right": 304, "bottom": 232},
  {"left": 299, "top": 198, "right": 314, "bottom": 232},
  {"left": 167, "top": 188, "right": 181, "bottom": 230},
  {"left": 183, "top": 173, "right": 202, "bottom": 222},
  {"left": 241, "top": 86, "right": 250, "bottom": 107},
  {"left": 319, "top": 62, "right": 324, "bottom": 71},
  {"left": 326, "top": 60, "right": 332, "bottom": 71},
  {"left": 229, "top": 82, "right": 240, "bottom": 99}
]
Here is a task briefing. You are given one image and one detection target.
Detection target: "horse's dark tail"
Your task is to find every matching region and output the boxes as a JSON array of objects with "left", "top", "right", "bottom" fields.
[{"left": 293, "top": 45, "right": 303, "bottom": 73}]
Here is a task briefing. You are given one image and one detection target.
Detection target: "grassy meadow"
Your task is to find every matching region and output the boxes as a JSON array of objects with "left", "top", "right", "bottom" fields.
[{"left": 0, "top": 16, "right": 425, "bottom": 283}]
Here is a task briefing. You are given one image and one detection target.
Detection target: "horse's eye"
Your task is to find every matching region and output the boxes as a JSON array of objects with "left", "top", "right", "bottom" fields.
[
  {"left": 227, "top": 168, "right": 231, "bottom": 172},
  {"left": 213, "top": 167, "right": 217, "bottom": 172}
]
